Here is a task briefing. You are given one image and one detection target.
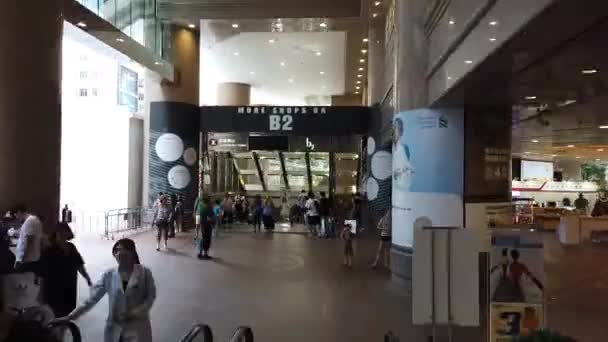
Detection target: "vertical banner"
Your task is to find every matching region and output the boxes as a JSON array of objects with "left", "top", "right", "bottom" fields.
[
  {"left": 489, "top": 231, "right": 545, "bottom": 341},
  {"left": 391, "top": 108, "right": 464, "bottom": 248}
]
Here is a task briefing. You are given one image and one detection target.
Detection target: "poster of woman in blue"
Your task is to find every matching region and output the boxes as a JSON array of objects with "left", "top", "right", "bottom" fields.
[{"left": 391, "top": 108, "right": 464, "bottom": 247}]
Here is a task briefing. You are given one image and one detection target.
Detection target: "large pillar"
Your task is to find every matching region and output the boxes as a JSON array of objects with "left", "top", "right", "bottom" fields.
[
  {"left": 390, "top": 0, "right": 430, "bottom": 283},
  {"left": 144, "top": 25, "right": 200, "bottom": 208},
  {"left": 217, "top": 82, "right": 251, "bottom": 106},
  {"left": 0, "top": 1, "right": 63, "bottom": 225}
]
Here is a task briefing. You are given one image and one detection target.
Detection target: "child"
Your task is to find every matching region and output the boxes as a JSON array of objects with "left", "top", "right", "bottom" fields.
[
  {"left": 341, "top": 223, "right": 354, "bottom": 267},
  {"left": 213, "top": 199, "right": 223, "bottom": 237}
]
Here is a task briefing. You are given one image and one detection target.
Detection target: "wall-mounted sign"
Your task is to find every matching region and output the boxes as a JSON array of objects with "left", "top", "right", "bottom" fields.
[
  {"left": 512, "top": 180, "right": 598, "bottom": 193},
  {"left": 207, "top": 132, "right": 248, "bottom": 152},
  {"left": 200, "top": 106, "right": 368, "bottom": 135},
  {"left": 305, "top": 137, "right": 315, "bottom": 151}
]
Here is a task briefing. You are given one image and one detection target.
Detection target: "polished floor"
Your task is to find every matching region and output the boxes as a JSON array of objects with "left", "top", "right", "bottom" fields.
[{"left": 73, "top": 230, "right": 425, "bottom": 342}]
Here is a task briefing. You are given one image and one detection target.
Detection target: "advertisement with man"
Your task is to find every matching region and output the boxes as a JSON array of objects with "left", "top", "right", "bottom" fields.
[{"left": 391, "top": 108, "right": 464, "bottom": 247}]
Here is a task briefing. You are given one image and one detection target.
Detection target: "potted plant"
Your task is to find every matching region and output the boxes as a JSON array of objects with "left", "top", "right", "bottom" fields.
[{"left": 516, "top": 329, "right": 576, "bottom": 341}]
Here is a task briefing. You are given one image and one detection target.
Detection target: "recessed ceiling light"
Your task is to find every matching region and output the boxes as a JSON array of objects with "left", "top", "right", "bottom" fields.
[
  {"left": 465, "top": 60, "right": 473, "bottom": 64},
  {"left": 567, "top": 145, "right": 575, "bottom": 148},
  {"left": 116, "top": 38, "right": 125, "bottom": 43},
  {"left": 532, "top": 139, "right": 539, "bottom": 143},
  {"left": 489, "top": 20, "right": 498, "bottom": 26},
  {"left": 315, "top": 51, "right": 322, "bottom": 56},
  {"left": 77, "top": 21, "right": 87, "bottom": 28},
  {"left": 551, "top": 154, "right": 558, "bottom": 157},
  {"left": 288, "top": 78, "right": 294, "bottom": 83},
  {"left": 599, "top": 125, "right": 608, "bottom": 129},
  {"left": 233, "top": 52, "right": 239, "bottom": 56},
  {"left": 447, "top": 76, "right": 453, "bottom": 80},
  {"left": 525, "top": 96, "right": 537, "bottom": 100},
  {"left": 250, "top": 71, "right": 255, "bottom": 75},
  {"left": 372, "top": 13, "right": 378, "bottom": 18},
  {"left": 360, "top": 59, "right": 366, "bottom": 63},
  {"left": 524, "top": 152, "right": 531, "bottom": 154},
  {"left": 357, "top": 74, "right": 364, "bottom": 78},
  {"left": 361, "top": 49, "right": 368, "bottom": 54},
  {"left": 448, "top": 19, "right": 455, "bottom": 25},
  {"left": 154, "top": 61, "right": 162, "bottom": 65},
  {"left": 362, "top": 38, "right": 369, "bottom": 43},
  {"left": 355, "top": 91, "right": 360, "bottom": 94},
  {"left": 358, "top": 67, "right": 365, "bottom": 71},
  {"left": 321, "top": 85, "right": 326, "bottom": 89},
  {"left": 356, "top": 86, "right": 361, "bottom": 90},
  {"left": 268, "top": 38, "right": 276, "bottom": 44},
  {"left": 280, "top": 61, "right": 286, "bottom": 67},
  {"left": 320, "top": 22, "right": 327, "bottom": 28},
  {"left": 188, "top": 24, "right": 196, "bottom": 29},
  {"left": 374, "top": 1, "right": 381, "bottom": 6},
  {"left": 581, "top": 69, "right": 598, "bottom": 75},
  {"left": 319, "top": 71, "right": 325, "bottom": 75},
  {"left": 356, "top": 80, "right": 362, "bottom": 84},
  {"left": 596, "top": 159, "right": 601, "bottom": 161},
  {"left": 598, "top": 148, "right": 605, "bottom": 152},
  {"left": 576, "top": 156, "right": 581, "bottom": 159},
  {"left": 232, "top": 23, "right": 239, "bottom": 28},
  {"left": 489, "top": 37, "right": 497, "bottom": 42}
]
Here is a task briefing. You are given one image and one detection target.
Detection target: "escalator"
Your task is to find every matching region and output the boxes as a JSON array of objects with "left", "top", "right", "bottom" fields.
[{"left": 178, "top": 324, "right": 254, "bottom": 342}]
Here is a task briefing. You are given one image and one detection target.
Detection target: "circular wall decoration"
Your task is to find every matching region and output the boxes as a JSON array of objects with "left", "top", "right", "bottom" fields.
[
  {"left": 371, "top": 150, "right": 392, "bottom": 180},
  {"left": 183, "top": 147, "right": 197, "bottom": 166},
  {"left": 366, "top": 177, "right": 379, "bottom": 200},
  {"left": 367, "top": 137, "right": 376, "bottom": 155},
  {"left": 167, "top": 165, "right": 191, "bottom": 189},
  {"left": 155, "top": 133, "right": 184, "bottom": 162}
]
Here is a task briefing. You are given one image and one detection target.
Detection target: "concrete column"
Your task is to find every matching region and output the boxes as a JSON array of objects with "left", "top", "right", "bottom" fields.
[
  {"left": 217, "top": 82, "right": 251, "bottom": 106},
  {"left": 144, "top": 25, "right": 200, "bottom": 205},
  {"left": 0, "top": 1, "right": 63, "bottom": 225},
  {"left": 367, "top": 15, "right": 386, "bottom": 106}
]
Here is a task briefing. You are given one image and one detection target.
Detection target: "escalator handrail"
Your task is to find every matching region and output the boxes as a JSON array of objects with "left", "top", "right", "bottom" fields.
[
  {"left": 384, "top": 331, "right": 400, "bottom": 342},
  {"left": 47, "top": 320, "right": 82, "bottom": 342},
  {"left": 178, "top": 323, "right": 213, "bottom": 342},
  {"left": 229, "top": 326, "right": 254, "bottom": 342}
]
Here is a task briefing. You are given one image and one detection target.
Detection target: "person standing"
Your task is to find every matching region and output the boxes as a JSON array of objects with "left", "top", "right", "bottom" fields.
[
  {"left": 262, "top": 197, "right": 275, "bottom": 231},
  {"left": 222, "top": 193, "right": 234, "bottom": 225},
  {"left": 54, "top": 238, "right": 157, "bottom": 342},
  {"left": 152, "top": 195, "right": 172, "bottom": 251},
  {"left": 280, "top": 194, "right": 291, "bottom": 223},
  {"left": 42, "top": 222, "right": 92, "bottom": 318},
  {"left": 11, "top": 204, "right": 43, "bottom": 270},
  {"left": 297, "top": 190, "right": 308, "bottom": 224},
  {"left": 305, "top": 192, "right": 320, "bottom": 238},
  {"left": 213, "top": 199, "right": 223, "bottom": 237},
  {"left": 194, "top": 194, "right": 206, "bottom": 240},
  {"left": 574, "top": 193, "right": 589, "bottom": 212},
  {"left": 168, "top": 194, "right": 177, "bottom": 238},
  {"left": 251, "top": 195, "right": 263, "bottom": 234},
  {"left": 198, "top": 196, "right": 215, "bottom": 260},
  {"left": 319, "top": 192, "right": 331, "bottom": 238},
  {"left": 350, "top": 193, "right": 363, "bottom": 233},
  {"left": 173, "top": 195, "right": 184, "bottom": 234},
  {"left": 372, "top": 210, "right": 392, "bottom": 269},
  {"left": 341, "top": 223, "right": 354, "bottom": 268}
]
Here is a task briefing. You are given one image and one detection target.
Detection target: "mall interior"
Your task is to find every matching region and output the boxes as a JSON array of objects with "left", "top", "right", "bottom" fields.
[{"left": 2, "top": 0, "right": 608, "bottom": 341}]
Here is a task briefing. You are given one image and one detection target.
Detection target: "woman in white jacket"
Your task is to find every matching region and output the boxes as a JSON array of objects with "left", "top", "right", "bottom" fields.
[{"left": 54, "top": 238, "right": 156, "bottom": 342}]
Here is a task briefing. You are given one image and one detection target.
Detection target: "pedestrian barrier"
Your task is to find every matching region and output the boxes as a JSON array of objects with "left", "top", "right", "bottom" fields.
[
  {"left": 104, "top": 207, "right": 194, "bottom": 240},
  {"left": 179, "top": 323, "right": 213, "bottom": 342},
  {"left": 229, "top": 327, "right": 254, "bottom": 342}
]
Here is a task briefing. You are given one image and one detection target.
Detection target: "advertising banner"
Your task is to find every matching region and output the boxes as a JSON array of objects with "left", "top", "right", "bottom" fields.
[
  {"left": 489, "top": 231, "right": 545, "bottom": 341},
  {"left": 391, "top": 108, "right": 464, "bottom": 247}
]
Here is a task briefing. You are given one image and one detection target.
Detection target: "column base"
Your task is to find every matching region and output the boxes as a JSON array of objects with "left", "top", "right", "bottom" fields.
[{"left": 390, "top": 244, "right": 413, "bottom": 287}]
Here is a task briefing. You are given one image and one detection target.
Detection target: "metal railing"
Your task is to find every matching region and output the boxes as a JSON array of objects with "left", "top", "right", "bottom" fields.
[
  {"left": 230, "top": 327, "right": 254, "bottom": 342},
  {"left": 178, "top": 324, "right": 213, "bottom": 342},
  {"left": 104, "top": 207, "right": 153, "bottom": 240},
  {"left": 48, "top": 320, "right": 82, "bottom": 342}
]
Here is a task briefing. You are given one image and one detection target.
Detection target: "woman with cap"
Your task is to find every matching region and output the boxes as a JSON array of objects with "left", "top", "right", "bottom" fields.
[{"left": 53, "top": 238, "right": 157, "bottom": 342}]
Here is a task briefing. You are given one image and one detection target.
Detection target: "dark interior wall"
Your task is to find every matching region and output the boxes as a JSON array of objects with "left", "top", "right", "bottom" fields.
[{"left": 128, "top": 117, "right": 144, "bottom": 208}]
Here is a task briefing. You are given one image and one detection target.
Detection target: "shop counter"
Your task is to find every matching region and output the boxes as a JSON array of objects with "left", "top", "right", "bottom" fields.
[
  {"left": 558, "top": 215, "right": 581, "bottom": 245},
  {"left": 580, "top": 216, "right": 608, "bottom": 241}
]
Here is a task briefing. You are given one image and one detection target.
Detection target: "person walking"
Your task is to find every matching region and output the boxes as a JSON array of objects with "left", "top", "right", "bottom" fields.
[
  {"left": 319, "top": 192, "right": 331, "bottom": 238},
  {"left": 42, "top": 222, "right": 93, "bottom": 319},
  {"left": 198, "top": 196, "right": 215, "bottom": 260},
  {"left": 350, "top": 193, "right": 363, "bottom": 233},
  {"left": 11, "top": 204, "right": 43, "bottom": 270},
  {"left": 297, "top": 190, "right": 308, "bottom": 224},
  {"left": 174, "top": 195, "right": 184, "bottom": 234},
  {"left": 168, "top": 194, "right": 177, "bottom": 238},
  {"left": 53, "top": 238, "right": 156, "bottom": 342},
  {"left": 251, "top": 195, "right": 263, "bottom": 234},
  {"left": 194, "top": 194, "right": 206, "bottom": 240},
  {"left": 262, "top": 197, "right": 275, "bottom": 231},
  {"left": 222, "top": 193, "right": 234, "bottom": 225},
  {"left": 372, "top": 210, "right": 392, "bottom": 270},
  {"left": 152, "top": 195, "right": 172, "bottom": 251},
  {"left": 213, "top": 199, "right": 223, "bottom": 237},
  {"left": 342, "top": 223, "right": 355, "bottom": 268},
  {"left": 305, "top": 192, "right": 321, "bottom": 238}
]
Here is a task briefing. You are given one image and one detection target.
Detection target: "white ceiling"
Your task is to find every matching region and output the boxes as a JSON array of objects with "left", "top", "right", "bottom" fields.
[{"left": 200, "top": 31, "right": 346, "bottom": 105}]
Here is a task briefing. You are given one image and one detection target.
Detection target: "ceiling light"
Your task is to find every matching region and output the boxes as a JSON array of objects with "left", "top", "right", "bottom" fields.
[
  {"left": 233, "top": 52, "right": 239, "bottom": 56},
  {"left": 489, "top": 20, "right": 498, "bottom": 26},
  {"left": 598, "top": 148, "right": 605, "bottom": 152},
  {"left": 319, "top": 71, "right": 325, "bottom": 75},
  {"left": 77, "top": 21, "right": 87, "bottom": 28},
  {"left": 448, "top": 19, "right": 455, "bottom": 25},
  {"left": 288, "top": 78, "right": 294, "bottom": 83},
  {"left": 374, "top": 1, "right": 381, "bottom": 6},
  {"left": 596, "top": 159, "right": 601, "bottom": 161},
  {"left": 250, "top": 71, "right": 255, "bottom": 75},
  {"left": 581, "top": 69, "right": 598, "bottom": 75},
  {"left": 188, "top": 24, "right": 196, "bottom": 29},
  {"left": 320, "top": 22, "right": 327, "bottom": 28},
  {"left": 360, "top": 59, "right": 366, "bottom": 63},
  {"left": 576, "top": 156, "right": 581, "bottom": 159},
  {"left": 268, "top": 38, "right": 276, "bottom": 44},
  {"left": 315, "top": 51, "right": 322, "bottom": 56},
  {"left": 355, "top": 91, "right": 360, "bottom": 94},
  {"left": 489, "top": 37, "right": 497, "bottom": 42},
  {"left": 447, "top": 76, "right": 453, "bottom": 80},
  {"left": 524, "top": 152, "right": 531, "bottom": 154},
  {"left": 465, "top": 60, "right": 473, "bottom": 64},
  {"left": 567, "top": 145, "right": 575, "bottom": 148},
  {"left": 154, "top": 61, "right": 162, "bottom": 65},
  {"left": 358, "top": 67, "right": 365, "bottom": 71},
  {"left": 361, "top": 49, "right": 368, "bottom": 54},
  {"left": 232, "top": 23, "right": 239, "bottom": 28},
  {"left": 321, "top": 85, "right": 326, "bottom": 89},
  {"left": 280, "top": 61, "right": 286, "bottom": 67},
  {"left": 116, "top": 38, "right": 125, "bottom": 43},
  {"left": 531, "top": 139, "right": 539, "bottom": 143},
  {"left": 357, "top": 74, "right": 363, "bottom": 78},
  {"left": 372, "top": 13, "right": 378, "bottom": 18},
  {"left": 356, "top": 86, "right": 361, "bottom": 90},
  {"left": 551, "top": 154, "right": 558, "bottom": 157},
  {"left": 599, "top": 125, "right": 608, "bottom": 129},
  {"left": 362, "top": 38, "right": 369, "bottom": 43},
  {"left": 525, "top": 96, "right": 537, "bottom": 100},
  {"left": 356, "top": 80, "right": 362, "bottom": 84}
]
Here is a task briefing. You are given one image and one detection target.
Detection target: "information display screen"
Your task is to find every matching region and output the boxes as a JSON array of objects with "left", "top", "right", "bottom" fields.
[{"left": 521, "top": 160, "right": 553, "bottom": 181}]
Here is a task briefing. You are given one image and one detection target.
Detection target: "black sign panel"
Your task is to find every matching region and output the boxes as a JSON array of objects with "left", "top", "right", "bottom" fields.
[{"left": 200, "top": 106, "right": 369, "bottom": 135}]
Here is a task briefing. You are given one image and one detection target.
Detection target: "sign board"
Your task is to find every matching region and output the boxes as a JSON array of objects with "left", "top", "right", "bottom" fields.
[
  {"left": 512, "top": 180, "right": 598, "bottom": 192},
  {"left": 200, "top": 106, "right": 369, "bottom": 135}
]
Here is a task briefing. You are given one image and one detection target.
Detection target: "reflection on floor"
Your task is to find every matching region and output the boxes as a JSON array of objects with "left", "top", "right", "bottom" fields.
[{"left": 220, "top": 221, "right": 310, "bottom": 234}]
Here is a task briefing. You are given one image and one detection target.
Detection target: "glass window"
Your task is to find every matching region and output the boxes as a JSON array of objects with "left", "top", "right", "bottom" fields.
[
  {"left": 99, "top": 0, "right": 116, "bottom": 26},
  {"left": 79, "top": 71, "right": 88, "bottom": 79},
  {"left": 79, "top": 88, "right": 88, "bottom": 97},
  {"left": 91, "top": 88, "right": 98, "bottom": 96}
]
